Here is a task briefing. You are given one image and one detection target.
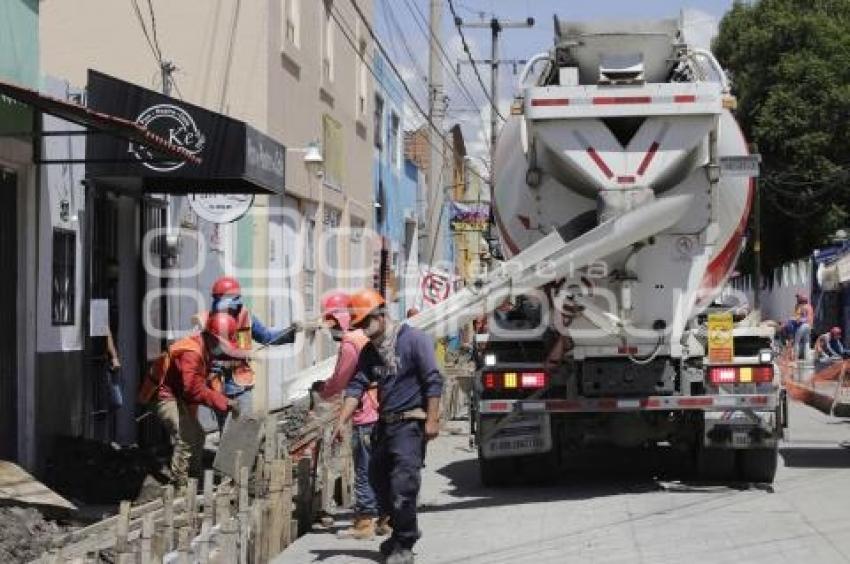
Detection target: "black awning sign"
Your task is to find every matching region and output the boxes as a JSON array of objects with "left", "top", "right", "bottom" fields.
[
  {"left": 86, "top": 70, "right": 285, "bottom": 195},
  {"left": 131, "top": 104, "right": 206, "bottom": 172}
]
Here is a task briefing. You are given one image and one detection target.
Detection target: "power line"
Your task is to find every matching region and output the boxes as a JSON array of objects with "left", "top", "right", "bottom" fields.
[
  {"left": 331, "top": 2, "right": 490, "bottom": 189},
  {"left": 446, "top": 0, "right": 506, "bottom": 122},
  {"left": 402, "top": 0, "right": 485, "bottom": 117},
  {"left": 130, "top": 0, "right": 160, "bottom": 67},
  {"left": 378, "top": 0, "right": 429, "bottom": 101},
  {"left": 146, "top": 0, "right": 164, "bottom": 63}
]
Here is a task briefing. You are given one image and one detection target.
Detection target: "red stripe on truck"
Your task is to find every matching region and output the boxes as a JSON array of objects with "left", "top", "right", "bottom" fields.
[
  {"left": 674, "top": 95, "right": 697, "bottom": 103},
  {"left": 586, "top": 147, "right": 614, "bottom": 178},
  {"left": 531, "top": 98, "right": 570, "bottom": 107},
  {"left": 637, "top": 142, "right": 660, "bottom": 176}
]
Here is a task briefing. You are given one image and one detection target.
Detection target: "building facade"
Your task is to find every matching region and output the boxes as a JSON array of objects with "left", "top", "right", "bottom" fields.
[
  {"left": 37, "top": 0, "right": 376, "bottom": 446},
  {"left": 371, "top": 54, "right": 421, "bottom": 319}
]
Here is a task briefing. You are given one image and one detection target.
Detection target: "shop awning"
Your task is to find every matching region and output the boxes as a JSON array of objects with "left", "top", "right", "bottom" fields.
[
  {"left": 0, "top": 78, "right": 201, "bottom": 165},
  {"left": 84, "top": 70, "right": 285, "bottom": 196}
]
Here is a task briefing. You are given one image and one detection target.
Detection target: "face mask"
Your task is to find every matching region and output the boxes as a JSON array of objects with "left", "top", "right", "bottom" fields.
[{"left": 362, "top": 315, "right": 383, "bottom": 339}]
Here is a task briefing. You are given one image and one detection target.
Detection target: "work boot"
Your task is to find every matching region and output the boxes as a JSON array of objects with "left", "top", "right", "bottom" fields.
[
  {"left": 375, "top": 515, "right": 392, "bottom": 536},
  {"left": 385, "top": 547, "right": 414, "bottom": 564},
  {"left": 336, "top": 515, "right": 376, "bottom": 540},
  {"left": 379, "top": 536, "right": 397, "bottom": 557}
]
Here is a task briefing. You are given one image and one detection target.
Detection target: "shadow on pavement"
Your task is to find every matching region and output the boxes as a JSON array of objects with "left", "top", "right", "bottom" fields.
[
  {"left": 781, "top": 446, "right": 850, "bottom": 468},
  {"left": 308, "top": 549, "right": 382, "bottom": 562},
  {"left": 420, "top": 447, "right": 738, "bottom": 514}
]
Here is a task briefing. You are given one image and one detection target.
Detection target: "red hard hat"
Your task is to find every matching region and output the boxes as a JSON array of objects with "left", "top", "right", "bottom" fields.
[
  {"left": 211, "top": 276, "right": 241, "bottom": 298},
  {"left": 205, "top": 312, "right": 237, "bottom": 342},
  {"left": 831, "top": 326, "right": 842, "bottom": 337},
  {"left": 321, "top": 291, "right": 352, "bottom": 331}
]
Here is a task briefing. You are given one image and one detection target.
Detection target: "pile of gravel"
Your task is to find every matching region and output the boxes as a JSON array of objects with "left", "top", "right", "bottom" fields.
[{"left": 0, "top": 506, "right": 66, "bottom": 563}]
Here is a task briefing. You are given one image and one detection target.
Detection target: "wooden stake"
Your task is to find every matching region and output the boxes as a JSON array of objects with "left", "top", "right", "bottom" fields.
[
  {"left": 186, "top": 477, "right": 198, "bottom": 533},
  {"left": 115, "top": 500, "right": 131, "bottom": 555},
  {"left": 140, "top": 513, "right": 155, "bottom": 564},
  {"left": 266, "top": 459, "right": 286, "bottom": 557},
  {"left": 177, "top": 526, "right": 191, "bottom": 564},
  {"left": 198, "top": 520, "right": 212, "bottom": 563},
  {"left": 163, "top": 485, "right": 175, "bottom": 552},
  {"left": 202, "top": 469, "right": 215, "bottom": 528},
  {"left": 266, "top": 415, "right": 278, "bottom": 459}
]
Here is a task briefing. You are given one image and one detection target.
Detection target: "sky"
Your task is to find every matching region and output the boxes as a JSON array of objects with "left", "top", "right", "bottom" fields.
[{"left": 373, "top": 0, "right": 739, "bottom": 166}]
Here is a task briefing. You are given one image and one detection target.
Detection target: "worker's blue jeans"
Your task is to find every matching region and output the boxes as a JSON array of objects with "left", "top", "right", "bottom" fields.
[
  {"left": 352, "top": 423, "right": 378, "bottom": 516},
  {"left": 370, "top": 419, "right": 425, "bottom": 549}
]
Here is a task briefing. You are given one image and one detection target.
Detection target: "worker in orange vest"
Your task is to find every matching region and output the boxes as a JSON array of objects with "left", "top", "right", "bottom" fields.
[
  {"left": 151, "top": 313, "right": 243, "bottom": 487},
  {"left": 312, "top": 291, "right": 389, "bottom": 540},
  {"left": 196, "top": 276, "right": 302, "bottom": 428}
]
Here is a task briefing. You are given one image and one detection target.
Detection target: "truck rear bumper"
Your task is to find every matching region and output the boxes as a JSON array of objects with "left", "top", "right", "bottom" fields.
[{"left": 479, "top": 394, "right": 777, "bottom": 415}]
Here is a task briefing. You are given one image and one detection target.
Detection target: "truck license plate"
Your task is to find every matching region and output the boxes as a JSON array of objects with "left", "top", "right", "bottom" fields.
[{"left": 482, "top": 414, "right": 551, "bottom": 458}]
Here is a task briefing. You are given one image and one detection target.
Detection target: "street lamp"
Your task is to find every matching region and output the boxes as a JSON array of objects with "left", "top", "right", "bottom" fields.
[{"left": 301, "top": 141, "right": 324, "bottom": 178}]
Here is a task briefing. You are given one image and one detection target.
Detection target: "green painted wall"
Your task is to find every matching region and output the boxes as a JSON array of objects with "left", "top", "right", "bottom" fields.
[{"left": 0, "top": 0, "right": 39, "bottom": 133}]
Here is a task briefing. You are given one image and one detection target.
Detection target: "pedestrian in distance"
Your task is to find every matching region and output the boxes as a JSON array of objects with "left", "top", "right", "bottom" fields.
[
  {"left": 140, "top": 313, "right": 243, "bottom": 488},
  {"left": 787, "top": 292, "right": 813, "bottom": 361},
  {"left": 194, "top": 276, "right": 303, "bottom": 428},
  {"left": 312, "top": 291, "right": 391, "bottom": 540},
  {"left": 332, "top": 288, "right": 443, "bottom": 564}
]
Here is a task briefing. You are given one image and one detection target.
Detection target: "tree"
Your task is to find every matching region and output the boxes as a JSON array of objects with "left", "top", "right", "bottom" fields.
[{"left": 714, "top": 0, "right": 850, "bottom": 276}]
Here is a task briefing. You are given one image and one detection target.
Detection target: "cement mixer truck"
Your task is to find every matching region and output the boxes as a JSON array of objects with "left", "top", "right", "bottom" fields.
[
  {"left": 285, "top": 14, "right": 784, "bottom": 485},
  {"left": 462, "top": 15, "right": 785, "bottom": 485}
]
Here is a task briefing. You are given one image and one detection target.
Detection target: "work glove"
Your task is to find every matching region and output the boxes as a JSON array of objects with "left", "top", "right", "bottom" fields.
[
  {"left": 227, "top": 399, "right": 241, "bottom": 419},
  {"left": 311, "top": 380, "right": 326, "bottom": 393},
  {"left": 290, "top": 321, "right": 304, "bottom": 333}
]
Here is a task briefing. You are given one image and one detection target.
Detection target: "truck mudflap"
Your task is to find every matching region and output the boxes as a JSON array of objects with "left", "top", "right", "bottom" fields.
[
  {"left": 703, "top": 410, "right": 780, "bottom": 449},
  {"left": 479, "top": 413, "right": 553, "bottom": 459},
  {"left": 479, "top": 394, "right": 777, "bottom": 415}
]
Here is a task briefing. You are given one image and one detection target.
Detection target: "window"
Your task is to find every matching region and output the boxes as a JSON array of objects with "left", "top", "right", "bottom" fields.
[
  {"left": 282, "top": 0, "right": 300, "bottom": 48},
  {"left": 322, "top": 0, "right": 334, "bottom": 83},
  {"left": 374, "top": 95, "right": 384, "bottom": 148},
  {"left": 52, "top": 229, "right": 76, "bottom": 326},
  {"left": 356, "top": 20, "right": 368, "bottom": 118},
  {"left": 322, "top": 113, "right": 345, "bottom": 189},
  {"left": 389, "top": 112, "right": 400, "bottom": 168}
]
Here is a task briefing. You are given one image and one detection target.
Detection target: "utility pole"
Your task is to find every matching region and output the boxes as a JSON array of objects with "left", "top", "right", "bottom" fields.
[
  {"left": 423, "top": 0, "right": 446, "bottom": 265},
  {"left": 455, "top": 15, "right": 533, "bottom": 261},
  {"left": 454, "top": 16, "right": 534, "bottom": 187}
]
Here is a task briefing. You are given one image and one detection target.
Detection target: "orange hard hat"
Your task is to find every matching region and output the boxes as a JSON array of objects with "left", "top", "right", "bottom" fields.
[{"left": 349, "top": 288, "right": 385, "bottom": 327}]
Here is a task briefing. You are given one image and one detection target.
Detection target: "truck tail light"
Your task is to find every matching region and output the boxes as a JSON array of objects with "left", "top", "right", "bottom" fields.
[
  {"left": 520, "top": 372, "right": 547, "bottom": 389},
  {"left": 708, "top": 365, "right": 774, "bottom": 385},
  {"left": 482, "top": 371, "right": 548, "bottom": 390}
]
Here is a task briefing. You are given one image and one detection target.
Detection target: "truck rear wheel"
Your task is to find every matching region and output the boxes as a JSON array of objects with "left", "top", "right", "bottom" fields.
[
  {"left": 737, "top": 447, "right": 778, "bottom": 483},
  {"left": 696, "top": 447, "right": 736, "bottom": 481},
  {"left": 479, "top": 456, "right": 516, "bottom": 487}
]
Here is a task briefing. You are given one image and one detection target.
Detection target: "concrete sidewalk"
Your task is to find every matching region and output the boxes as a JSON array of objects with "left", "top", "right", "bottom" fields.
[{"left": 275, "top": 404, "right": 850, "bottom": 563}]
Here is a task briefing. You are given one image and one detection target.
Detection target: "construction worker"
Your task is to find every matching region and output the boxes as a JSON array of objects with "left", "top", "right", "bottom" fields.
[
  {"left": 153, "top": 313, "right": 242, "bottom": 487},
  {"left": 196, "top": 276, "right": 302, "bottom": 425},
  {"left": 333, "top": 289, "right": 443, "bottom": 564},
  {"left": 312, "top": 291, "right": 389, "bottom": 540}
]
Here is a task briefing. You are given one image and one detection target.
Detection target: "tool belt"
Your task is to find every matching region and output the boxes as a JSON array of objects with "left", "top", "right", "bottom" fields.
[{"left": 380, "top": 408, "right": 427, "bottom": 425}]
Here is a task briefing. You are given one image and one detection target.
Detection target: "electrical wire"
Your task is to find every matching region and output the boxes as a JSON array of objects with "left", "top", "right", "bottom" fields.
[
  {"left": 343, "top": 0, "right": 490, "bottom": 188},
  {"left": 402, "top": 0, "right": 486, "bottom": 115},
  {"left": 130, "top": 0, "right": 161, "bottom": 67},
  {"left": 446, "top": 0, "right": 507, "bottom": 122},
  {"left": 146, "top": 0, "right": 164, "bottom": 64},
  {"left": 377, "top": 0, "right": 430, "bottom": 102}
]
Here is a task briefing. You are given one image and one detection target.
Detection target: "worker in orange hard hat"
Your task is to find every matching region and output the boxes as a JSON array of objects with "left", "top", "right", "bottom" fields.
[
  {"left": 334, "top": 288, "right": 443, "bottom": 562},
  {"left": 148, "top": 313, "right": 243, "bottom": 487},
  {"left": 195, "top": 276, "right": 303, "bottom": 428},
  {"left": 311, "top": 291, "right": 389, "bottom": 539}
]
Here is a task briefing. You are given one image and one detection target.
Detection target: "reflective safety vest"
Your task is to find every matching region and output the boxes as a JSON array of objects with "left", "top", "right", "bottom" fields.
[
  {"left": 137, "top": 336, "right": 205, "bottom": 404},
  {"left": 196, "top": 308, "right": 256, "bottom": 388}
]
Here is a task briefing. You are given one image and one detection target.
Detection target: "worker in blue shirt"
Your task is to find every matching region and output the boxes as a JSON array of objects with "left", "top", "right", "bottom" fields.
[
  {"left": 196, "top": 276, "right": 302, "bottom": 429},
  {"left": 333, "top": 289, "right": 443, "bottom": 564}
]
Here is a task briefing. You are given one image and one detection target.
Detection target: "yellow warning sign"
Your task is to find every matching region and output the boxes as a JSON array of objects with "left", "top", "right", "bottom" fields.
[{"left": 708, "top": 312, "right": 734, "bottom": 363}]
